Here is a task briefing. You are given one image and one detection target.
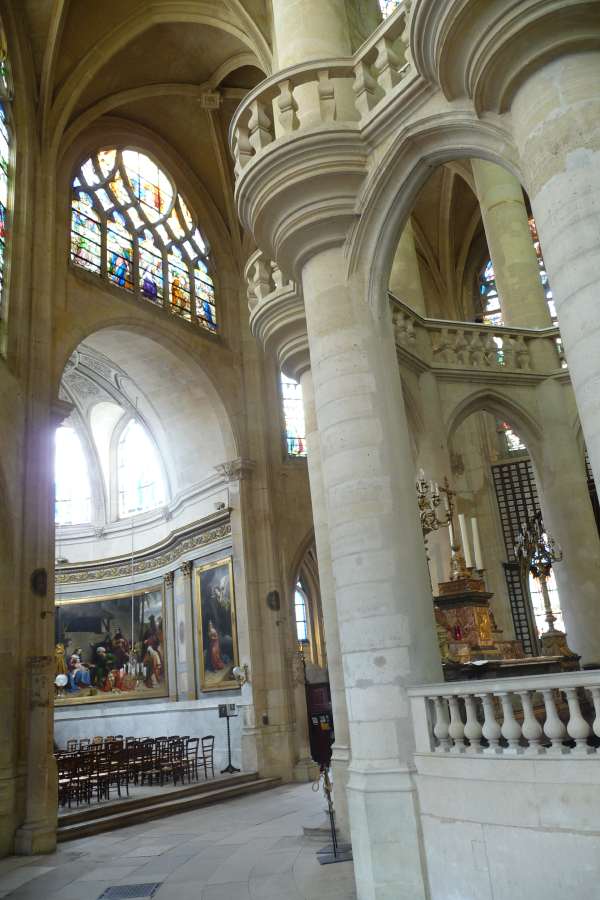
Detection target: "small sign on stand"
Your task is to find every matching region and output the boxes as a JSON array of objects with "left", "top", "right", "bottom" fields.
[{"left": 219, "top": 703, "right": 240, "bottom": 775}]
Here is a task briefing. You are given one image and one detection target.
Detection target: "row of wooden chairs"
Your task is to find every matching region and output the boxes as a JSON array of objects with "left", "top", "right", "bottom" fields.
[{"left": 57, "top": 735, "right": 215, "bottom": 807}]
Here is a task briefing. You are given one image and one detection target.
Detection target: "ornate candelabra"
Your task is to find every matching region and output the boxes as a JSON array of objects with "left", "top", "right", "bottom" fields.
[
  {"left": 416, "top": 472, "right": 472, "bottom": 580},
  {"left": 514, "top": 511, "right": 576, "bottom": 659}
]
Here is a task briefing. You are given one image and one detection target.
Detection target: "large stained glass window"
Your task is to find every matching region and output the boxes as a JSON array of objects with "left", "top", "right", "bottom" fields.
[
  {"left": 379, "top": 0, "right": 402, "bottom": 17},
  {"left": 70, "top": 148, "right": 217, "bottom": 331},
  {"left": 281, "top": 373, "right": 306, "bottom": 458},
  {"left": 0, "top": 50, "right": 12, "bottom": 327}
]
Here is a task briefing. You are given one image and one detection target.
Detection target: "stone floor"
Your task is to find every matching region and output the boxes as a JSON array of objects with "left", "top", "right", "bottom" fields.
[{"left": 0, "top": 783, "right": 357, "bottom": 900}]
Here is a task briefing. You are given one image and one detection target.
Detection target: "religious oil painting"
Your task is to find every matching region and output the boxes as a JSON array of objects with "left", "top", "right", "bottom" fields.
[
  {"left": 196, "top": 557, "right": 240, "bottom": 691},
  {"left": 54, "top": 586, "right": 168, "bottom": 705}
]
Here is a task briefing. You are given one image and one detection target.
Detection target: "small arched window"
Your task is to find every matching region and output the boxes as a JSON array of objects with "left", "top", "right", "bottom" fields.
[
  {"left": 55, "top": 425, "right": 92, "bottom": 525},
  {"left": 0, "top": 47, "right": 13, "bottom": 331},
  {"left": 70, "top": 148, "right": 217, "bottom": 332},
  {"left": 294, "top": 584, "right": 309, "bottom": 643},
  {"left": 117, "top": 419, "right": 166, "bottom": 517},
  {"left": 281, "top": 373, "right": 306, "bottom": 458}
]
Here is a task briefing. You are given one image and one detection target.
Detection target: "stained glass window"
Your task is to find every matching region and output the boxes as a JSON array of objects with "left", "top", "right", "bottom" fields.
[
  {"left": 281, "top": 373, "right": 306, "bottom": 457},
  {"left": 55, "top": 425, "right": 92, "bottom": 525},
  {"left": 294, "top": 585, "right": 309, "bottom": 643},
  {"left": 117, "top": 419, "right": 166, "bottom": 517},
  {"left": 0, "top": 51, "right": 13, "bottom": 327},
  {"left": 379, "top": 0, "right": 402, "bottom": 17},
  {"left": 497, "top": 420, "right": 527, "bottom": 455},
  {"left": 70, "top": 148, "right": 217, "bottom": 331},
  {"left": 528, "top": 569, "right": 564, "bottom": 638}
]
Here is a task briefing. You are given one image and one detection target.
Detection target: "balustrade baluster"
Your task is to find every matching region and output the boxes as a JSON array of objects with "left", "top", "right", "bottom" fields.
[
  {"left": 565, "top": 688, "right": 593, "bottom": 753},
  {"left": 232, "top": 116, "right": 253, "bottom": 176},
  {"left": 353, "top": 60, "right": 378, "bottom": 118},
  {"left": 431, "top": 696, "right": 451, "bottom": 752},
  {"left": 317, "top": 69, "right": 336, "bottom": 122},
  {"left": 462, "top": 694, "right": 483, "bottom": 752},
  {"left": 447, "top": 696, "right": 466, "bottom": 752},
  {"left": 503, "top": 336, "right": 516, "bottom": 368},
  {"left": 277, "top": 79, "right": 298, "bottom": 133},
  {"left": 373, "top": 36, "right": 402, "bottom": 94},
  {"left": 478, "top": 692, "right": 502, "bottom": 753},
  {"left": 541, "top": 688, "right": 567, "bottom": 752},
  {"left": 518, "top": 690, "right": 544, "bottom": 753},
  {"left": 589, "top": 686, "right": 600, "bottom": 740},
  {"left": 248, "top": 99, "right": 272, "bottom": 153},
  {"left": 497, "top": 692, "right": 523, "bottom": 752}
]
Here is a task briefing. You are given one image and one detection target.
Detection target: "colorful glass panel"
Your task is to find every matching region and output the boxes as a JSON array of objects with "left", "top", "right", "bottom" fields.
[
  {"left": 107, "top": 213, "right": 133, "bottom": 290},
  {"left": 168, "top": 247, "right": 191, "bottom": 320},
  {"left": 70, "top": 194, "right": 101, "bottom": 274},
  {"left": 281, "top": 373, "right": 306, "bottom": 457},
  {"left": 71, "top": 148, "right": 216, "bottom": 329},
  {"left": 139, "top": 232, "right": 163, "bottom": 303},
  {"left": 194, "top": 262, "right": 217, "bottom": 331},
  {"left": 0, "top": 102, "right": 9, "bottom": 310}
]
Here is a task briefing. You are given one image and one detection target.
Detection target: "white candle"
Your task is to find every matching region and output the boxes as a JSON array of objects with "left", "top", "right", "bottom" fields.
[
  {"left": 448, "top": 520, "right": 455, "bottom": 547},
  {"left": 471, "top": 517, "right": 484, "bottom": 570},
  {"left": 458, "top": 513, "right": 473, "bottom": 567}
]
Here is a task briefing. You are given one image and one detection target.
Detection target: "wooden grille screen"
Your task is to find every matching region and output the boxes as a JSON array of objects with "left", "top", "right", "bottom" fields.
[{"left": 492, "top": 460, "right": 540, "bottom": 655}]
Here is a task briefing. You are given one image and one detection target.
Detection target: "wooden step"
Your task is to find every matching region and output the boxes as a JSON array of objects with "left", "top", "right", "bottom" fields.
[
  {"left": 58, "top": 772, "right": 258, "bottom": 826},
  {"left": 57, "top": 775, "right": 281, "bottom": 842}
]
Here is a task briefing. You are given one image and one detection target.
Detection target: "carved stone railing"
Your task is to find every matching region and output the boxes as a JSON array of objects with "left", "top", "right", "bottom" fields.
[
  {"left": 408, "top": 670, "right": 600, "bottom": 756},
  {"left": 391, "top": 296, "right": 565, "bottom": 375},
  {"left": 229, "top": 3, "right": 410, "bottom": 175}
]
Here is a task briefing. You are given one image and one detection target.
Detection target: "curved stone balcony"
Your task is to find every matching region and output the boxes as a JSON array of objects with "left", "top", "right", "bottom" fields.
[{"left": 229, "top": 3, "right": 411, "bottom": 180}]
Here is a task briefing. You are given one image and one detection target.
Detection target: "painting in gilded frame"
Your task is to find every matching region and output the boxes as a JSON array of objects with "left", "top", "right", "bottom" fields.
[
  {"left": 195, "top": 557, "right": 239, "bottom": 691},
  {"left": 54, "top": 585, "right": 168, "bottom": 705}
]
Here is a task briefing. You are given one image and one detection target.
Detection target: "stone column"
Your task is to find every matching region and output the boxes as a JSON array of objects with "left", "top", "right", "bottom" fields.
[
  {"left": 302, "top": 245, "right": 442, "bottom": 899},
  {"left": 534, "top": 379, "right": 600, "bottom": 665},
  {"left": 163, "top": 571, "right": 178, "bottom": 701},
  {"left": 290, "top": 646, "right": 319, "bottom": 783},
  {"left": 388, "top": 218, "right": 427, "bottom": 316},
  {"left": 512, "top": 52, "right": 600, "bottom": 485},
  {"left": 272, "top": 0, "right": 352, "bottom": 69},
  {"left": 177, "top": 561, "right": 197, "bottom": 699},
  {"left": 300, "top": 368, "right": 351, "bottom": 841},
  {"left": 472, "top": 158, "right": 552, "bottom": 328}
]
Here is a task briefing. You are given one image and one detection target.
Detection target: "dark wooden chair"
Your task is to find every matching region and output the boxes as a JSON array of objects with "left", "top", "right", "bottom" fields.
[{"left": 200, "top": 735, "right": 215, "bottom": 779}]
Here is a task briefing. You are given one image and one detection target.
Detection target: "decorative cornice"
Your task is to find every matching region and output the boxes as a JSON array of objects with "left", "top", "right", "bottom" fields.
[
  {"left": 410, "top": 0, "right": 600, "bottom": 113},
  {"left": 214, "top": 458, "right": 256, "bottom": 483},
  {"left": 56, "top": 518, "right": 231, "bottom": 585}
]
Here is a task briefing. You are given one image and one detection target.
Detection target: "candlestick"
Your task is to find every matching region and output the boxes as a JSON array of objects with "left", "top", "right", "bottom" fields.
[
  {"left": 458, "top": 514, "right": 473, "bottom": 568},
  {"left": 471, "top": 517, "right": 483, "bottom": 570}
]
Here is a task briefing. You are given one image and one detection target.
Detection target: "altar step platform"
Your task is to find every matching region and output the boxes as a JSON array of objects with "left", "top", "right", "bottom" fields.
[{"left": 57, "top": 772, "right": 281, "bottom": 842}]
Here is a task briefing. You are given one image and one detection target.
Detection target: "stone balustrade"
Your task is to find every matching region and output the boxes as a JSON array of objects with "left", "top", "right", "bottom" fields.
[
  {"left": 391, "top": 296, "right": 565, "bottom": 374},
  {"left": 229, "top": 3, "right": 410, "bottom": 175},
  {"left": 408, "top": 670, "right": 600, "bottom": 756}
]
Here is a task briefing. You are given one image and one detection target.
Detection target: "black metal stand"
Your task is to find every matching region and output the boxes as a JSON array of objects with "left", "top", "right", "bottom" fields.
[
  {"left": 220, "top": 712, "right": 240, "bottom": 775},
  {"left": 316, "top": 769, "right": 352, "bottom": 865}
]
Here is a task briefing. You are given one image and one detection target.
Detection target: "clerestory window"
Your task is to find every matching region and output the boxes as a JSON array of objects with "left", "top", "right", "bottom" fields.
[
  {"left": 281, "top": 373, "right": 306, "bottom": 458},
  {"left": 70, "top": 148, "right": 217, "bottom": 332},
  {"left": 117, "top": 418, "right": 166, "bottom": 518},
  {"left": 0, "top": 48, "right": 12, "bottom": 339}
]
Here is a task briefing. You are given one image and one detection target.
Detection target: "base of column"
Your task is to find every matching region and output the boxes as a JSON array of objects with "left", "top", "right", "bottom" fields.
[
  {"left": 347, "top": 766, "right": 429, "bottom": 900},
  {"left": 331, "top": 743, "right": 351, "bottom": 843},
  {"left": 14, "top": 823, "right": 57, "bottom": 856},
  {"left": 293, "top": 756, "right": 320, "bottom": 782}
]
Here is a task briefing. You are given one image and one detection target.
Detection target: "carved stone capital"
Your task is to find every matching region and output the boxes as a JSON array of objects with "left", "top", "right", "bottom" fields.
[
  {"left": 164, "top": 571, "right": 174, "bottom": 587},
  {"left": 180, "top": 560, "right": 193, "bottom": 577},
  {"left": 215, "top": 457, "right": 256, "bottom": 483}
]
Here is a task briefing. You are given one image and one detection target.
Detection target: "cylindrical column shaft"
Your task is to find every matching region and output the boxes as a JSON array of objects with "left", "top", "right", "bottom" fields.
[
  {"left": 301, "top": 368, "right": 351, "bottom": 841},
  {"left": 534, "top": 379, "right": 600, "bottom": 665},
  {"left": 512, "top": 52, "right": 600, "bottom": 487},
  {"left": 302, "top": 244, "right": 441, "bottom": 899},
  {"left": 271, "top": 0, "right": 352, "bottom": 69},
  {"left": 389, "top": 218, "right": 427, "bottom": 316},
  {"left": 472, "top": 158, "right": 552, "bottom": 328}
]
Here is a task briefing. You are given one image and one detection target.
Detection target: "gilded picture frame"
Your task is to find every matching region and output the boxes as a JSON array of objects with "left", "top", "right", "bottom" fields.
[
  {"left": 54, "top": 584, "right": 168, "bottom": 706},
  {"left": 195, "top": 556, "right": 240, "bottom": 692}
]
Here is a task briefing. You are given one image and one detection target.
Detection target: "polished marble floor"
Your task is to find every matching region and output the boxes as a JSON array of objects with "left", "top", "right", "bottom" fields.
[{"left": 0, "top": 783, "right": 357, "bottom": 900}]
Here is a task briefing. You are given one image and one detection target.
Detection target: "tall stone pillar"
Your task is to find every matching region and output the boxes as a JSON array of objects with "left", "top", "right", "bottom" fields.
[
  {"left": 302, "top": 244, "right": 442, "bottom": 899},
  {"left": 272, "top": 0, "right": 352, "bottom": 69},
  {"left": 173, "top": 561, "right": 197, "bottom": 699},
  {"left": 388, "top": 219, "right": 427, "bottom": 315},
  {"left": 534, "top": 379, "right": 600, "bottom": 665},
  {"left": 300, "top": 368, "right": 351, "bottom": 841},
  {"left": 472, "top": 159, "right": 552, "bottom": 328},
  {"left": 512, "top": 52, "right": 600, "bottom": 484}
]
